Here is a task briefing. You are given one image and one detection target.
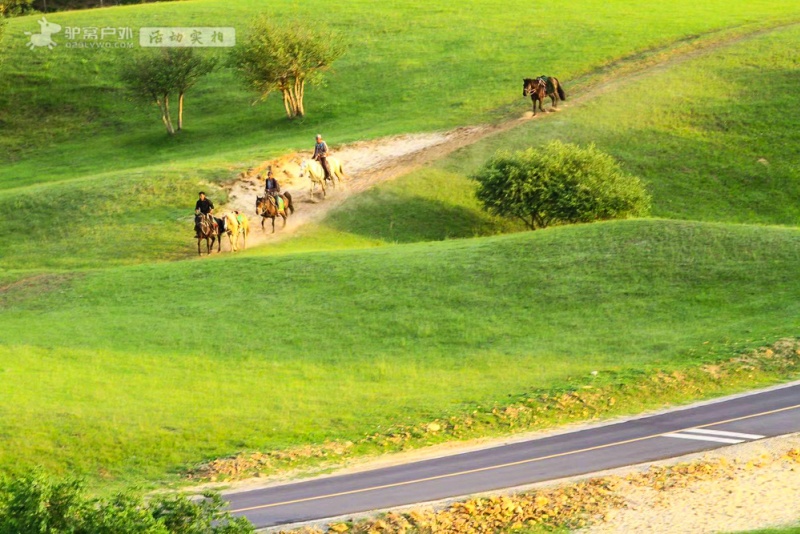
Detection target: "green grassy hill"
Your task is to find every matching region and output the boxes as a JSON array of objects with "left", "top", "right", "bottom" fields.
[
  {"left": 2, "top": 0, "right": 800, "bottom": 189},
  {"left": 244, "top": 24, "right": 800, "bottom": 254},
  {"left": 0, "top": 0, "right": 799, "bottom": 493},
  {"left": 2, "top": 220, "right": 799, "bottom": 488}
]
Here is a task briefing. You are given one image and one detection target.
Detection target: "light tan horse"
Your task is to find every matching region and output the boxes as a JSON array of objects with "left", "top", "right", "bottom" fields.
[
  {"left": 299, "top": 157, "right": 346, "bottom": 199},
  {"left": 220, "top": 212, "right": 250, "bottom": 251}
]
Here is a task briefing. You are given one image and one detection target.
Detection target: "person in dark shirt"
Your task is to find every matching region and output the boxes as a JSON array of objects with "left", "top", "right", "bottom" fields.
[
  {"left": 195, "top": 191, "right": 214, "bottom": 214},
  {"left": 312, "top": 134, "right": 331, "bottom": 180},
  {"left": 194, "top": 191, "right": 216, "bottom": 237},
  {"left": 265, "top": 169, "right": 280, "bottom": 195},
  {"left": 264, "top": 168, "right": 283, "bottom": 210}
]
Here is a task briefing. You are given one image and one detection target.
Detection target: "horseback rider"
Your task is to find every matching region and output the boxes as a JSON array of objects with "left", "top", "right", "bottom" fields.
[
  {"left": 313, "top": 134, "right": 332, "bottom": 181},
  {"left": 264, "top": 168, "right": 286, "bottom": 212},
  {"left": 265, "top": 168, "right": 281, "bottom": 196},
  {"left": 194, "top": 191, "right": 217, "bottom": 236}
]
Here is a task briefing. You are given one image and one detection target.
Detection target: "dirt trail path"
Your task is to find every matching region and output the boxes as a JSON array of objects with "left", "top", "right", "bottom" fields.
[
  {"left": 222, "top": 21, "right": 798, "bottom": 250},
  {"left": 225, "top": 126, "right": 496, "bottom": 247}
]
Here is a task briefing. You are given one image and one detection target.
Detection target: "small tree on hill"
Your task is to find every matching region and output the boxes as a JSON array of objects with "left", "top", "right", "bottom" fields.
[
  {"left": 170, "top": 48, "right": 216, "bottom": 131},
  {"left": 120, "top": 48, "right": 216, "bottom": 135},
  {"left": 472, "top": 142, "right": 650, "bottom": 230},
  {"left": 231, "top": 17, "right": 346, "bottom": 119}
]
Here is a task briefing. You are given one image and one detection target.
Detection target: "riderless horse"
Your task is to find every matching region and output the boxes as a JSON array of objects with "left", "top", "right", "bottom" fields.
[{"left": 523, "top": 76, "right": 566, "bottom": 116}]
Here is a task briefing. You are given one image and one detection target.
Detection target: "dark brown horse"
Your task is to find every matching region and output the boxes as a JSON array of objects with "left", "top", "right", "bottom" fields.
[
  {"left": 523, "top": 76, "right": 566, "bottom": 115},
  {"left": 255, "top": 192, "right": 294, "bottom": 233},
  {"left": 195, "top": 211, "right": 219, "bottom": 255}
]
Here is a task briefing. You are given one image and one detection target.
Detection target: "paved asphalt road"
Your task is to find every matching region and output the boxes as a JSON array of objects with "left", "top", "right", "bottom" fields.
[{"left": 226, "top": 383, "right": 800, "bottom": 529}]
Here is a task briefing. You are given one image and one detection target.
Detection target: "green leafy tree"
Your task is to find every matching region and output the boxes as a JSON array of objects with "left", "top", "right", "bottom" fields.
[
  {"left": 472, "top": 141, "right": 650, "bottom": 230},
  {"left": 231, "top": 16, "right": 346, "bottom": 119},
  {"left": 170, "top": 48, "right": 217, "bottom": 131},
  {"left": 121, "top": 48, "right": 216, "bottom": 135}
]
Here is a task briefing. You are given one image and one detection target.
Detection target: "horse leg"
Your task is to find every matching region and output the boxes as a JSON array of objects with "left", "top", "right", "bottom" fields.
[
  {"left": 197, "top": 237, "right": 202, "bottom": 256},
  {"left": 272, "top": 216, "right": 276, "bottom": 234},
  {"left": 282, "top": 213, "right": 287, "bottom": 228},
  {"left": 261, "top": 216, "right": 266, "bottom": 233}
]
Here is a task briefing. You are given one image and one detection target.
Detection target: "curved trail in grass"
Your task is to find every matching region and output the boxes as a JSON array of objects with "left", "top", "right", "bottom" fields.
[{"left": 227, "top": 19, "right": 800, "bottom": 250}]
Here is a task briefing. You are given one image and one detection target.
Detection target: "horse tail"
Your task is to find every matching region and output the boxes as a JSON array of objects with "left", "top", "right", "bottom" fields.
[
  {"left": 556, "top": 78, "right": 566, "bottom": 101},
  {"left": 284, "top": 191, "right": 295, "bottom": 214}
]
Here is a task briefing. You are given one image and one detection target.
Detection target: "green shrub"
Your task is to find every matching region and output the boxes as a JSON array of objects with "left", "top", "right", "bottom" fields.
[
  {"left": 472, "top": 141, "right": 650, "bottom": 229},
  {"left": 0, "top": 0, "right": 35, "bottom": 17},
  {"left": 0, "top": 470, "right": 253, "bottom": 533}
]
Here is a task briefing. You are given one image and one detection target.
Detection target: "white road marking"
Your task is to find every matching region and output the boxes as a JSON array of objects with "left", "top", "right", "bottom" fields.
[
  {"left": 663, "top": 432, "right": 745, "bottom": 444},
  {"left": 681, "top": 428, "right": 765, "bottom": 440}
]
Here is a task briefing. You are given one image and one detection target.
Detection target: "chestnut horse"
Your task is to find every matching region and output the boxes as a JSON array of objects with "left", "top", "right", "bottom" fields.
[
  {"left": 255, "top": 192, "right": 295, "bottom": 233},
  {"left": 523, "top": 76, "right": 566, "bottom": 115}
]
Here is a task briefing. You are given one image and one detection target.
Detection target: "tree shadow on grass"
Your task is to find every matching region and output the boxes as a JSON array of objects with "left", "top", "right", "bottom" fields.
[{"left": 323, "top": 189, "right": 521, "bottom": 244}]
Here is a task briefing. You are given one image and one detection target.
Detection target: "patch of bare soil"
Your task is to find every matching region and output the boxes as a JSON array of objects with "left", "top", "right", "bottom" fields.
[
  {"left": 584, "top": 434, "right": 800, "bottom": 534},
  {"left": 222, "top": 125, "right": 505, "bottom": 248}
]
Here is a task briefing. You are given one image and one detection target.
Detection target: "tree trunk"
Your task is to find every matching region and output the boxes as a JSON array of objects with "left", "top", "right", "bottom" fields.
[
  {"left": 286, "top": 88, "right": 299, "bottom": 119},
  {"left": 177, "top": 92, "right": 184, "bottom": 131},
  {"left": 297, "top": 78, "right": 306, "bottom": 117},
  {"left": 292, "top": 77, "right": 305, "bottom": 117},
  {"left": 281, "top": 89, "right": 294, "bottom": 119},
  {"left": 161, "top": 94, "right": 175, "bottom": 135}
]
